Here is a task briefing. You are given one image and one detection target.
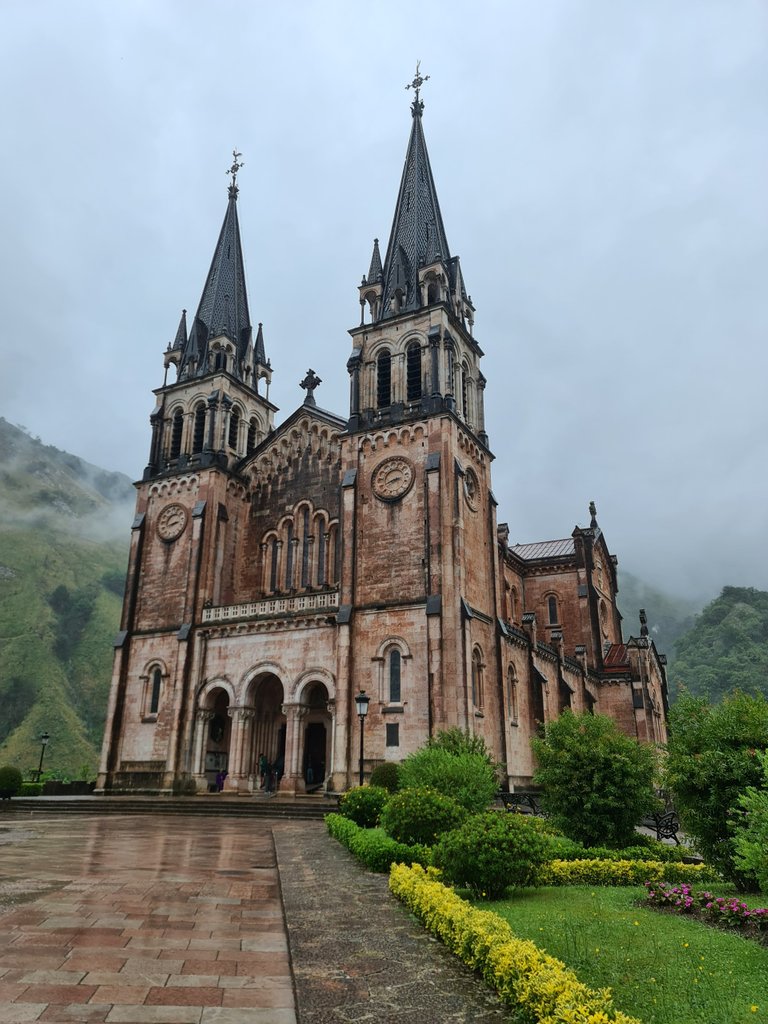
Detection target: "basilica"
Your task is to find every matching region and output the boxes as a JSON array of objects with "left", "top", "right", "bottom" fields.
[{"left": 98, "top": 75, "right": 668, "bottom": 795}]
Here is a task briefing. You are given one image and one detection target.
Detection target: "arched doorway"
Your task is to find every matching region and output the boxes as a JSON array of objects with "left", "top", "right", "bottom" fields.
[
  {"left": 203, "top": 687, "right": 231, "bottom": 791},
  {"left": 302, "top": 682, "right": 331, "bottom": 790},
  {"left": 248, "top": 673, "right": 286, "bottom": 789}
]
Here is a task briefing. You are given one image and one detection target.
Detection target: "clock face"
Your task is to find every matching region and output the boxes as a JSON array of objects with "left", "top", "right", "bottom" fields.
[
  {"left": 463, "top": 467, "right": 479, "bottom": 511},
  {"left": 157, "top": 503, "right": 188, "bottom": 542},
  {"left": 372, "top": 456, "right": 415, "bottom": 502}
]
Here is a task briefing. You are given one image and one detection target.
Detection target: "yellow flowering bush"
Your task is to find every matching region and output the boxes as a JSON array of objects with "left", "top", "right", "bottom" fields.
[
  {"left": 537, "top": 858, "right": 716, "bottom": 887},
  {"left": 389, "top": 862, "right": 641, "bottom": 1024}
]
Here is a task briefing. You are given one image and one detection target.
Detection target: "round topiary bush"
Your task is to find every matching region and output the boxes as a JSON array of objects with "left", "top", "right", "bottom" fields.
[
  {"left": 433, "top": 810, "right": 552, "bottom": 898},
  {"left": 379, "top": 786, "right": 467, "bottom": 846},
  {"left": 0, "top": 766, "right": 23, "bottom": 800},
  {"left": 397, "top": 746, "right": 497, "bottom": 814},
  {"left": 369, "top": 762, "right": 400, "bottom": 793},
  {"left": 337, "top": 785, "right": 389, "bottom": 828}
]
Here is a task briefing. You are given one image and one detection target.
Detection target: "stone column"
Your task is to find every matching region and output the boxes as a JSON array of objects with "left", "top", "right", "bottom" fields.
[
  {"left": 279, "top": 703, "right": 309, "bottom": 795},
  {"left": 227, "top": 707, "right": 256, "bottom": 791},
  {"left": 192, "top": 710, "right": 214, "bottom": 789}
]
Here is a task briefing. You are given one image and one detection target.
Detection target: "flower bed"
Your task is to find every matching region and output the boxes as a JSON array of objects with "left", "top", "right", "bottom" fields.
[
  {"left": 390, "top": 862, "right": 641, "bottom": 1024},
  {"left": 645, "top": 881, "right": 768, "bottom": 943}
]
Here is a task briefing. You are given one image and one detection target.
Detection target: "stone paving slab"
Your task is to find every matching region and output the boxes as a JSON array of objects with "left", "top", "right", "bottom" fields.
[{"left": 0, "top": 814, "right": 513, "bottom": 1023}]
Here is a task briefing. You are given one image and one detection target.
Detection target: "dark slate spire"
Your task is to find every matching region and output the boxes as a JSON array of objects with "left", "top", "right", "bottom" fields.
[
  {"left": 377, "top": 67, "right": 454, "bottom": 321},
  {"left": 179, "top": 152, "right": 257, "bottom": 382},
  {"left": 366, "top": 238, "right": 382, "bottom": 283}
]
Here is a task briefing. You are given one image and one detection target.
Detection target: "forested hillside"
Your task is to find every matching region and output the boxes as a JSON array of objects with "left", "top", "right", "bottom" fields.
[
  {"left": 0, "top": 419, "right": 132, "bottom": 776},
  {"left": 670, "top": 587, "right": 768, "bottom": 703}
]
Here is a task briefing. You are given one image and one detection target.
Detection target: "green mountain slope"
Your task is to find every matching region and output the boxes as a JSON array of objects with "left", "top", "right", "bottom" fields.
[
  {"left": 0, "top": 418, "right": 132, "bottom": 777},
  {"left": 670, "top": 587, "right": 768, "bottom": 703}
]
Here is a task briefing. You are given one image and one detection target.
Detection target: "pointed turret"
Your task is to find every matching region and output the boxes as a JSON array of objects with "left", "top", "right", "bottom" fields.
[
  {"left": 366, "top": 238, "right": 382, "bottom": 283},
  {"left": 171, "top": 309, "right": 187, "bottom": 352}
]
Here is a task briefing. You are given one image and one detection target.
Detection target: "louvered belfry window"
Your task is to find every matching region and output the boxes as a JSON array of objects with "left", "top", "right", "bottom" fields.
[
  {"left": 407, "top": 342, "right": 422, "bottom": 402},
  {"left": 377, "top": 350, "right": 392, "bottom": 408}
]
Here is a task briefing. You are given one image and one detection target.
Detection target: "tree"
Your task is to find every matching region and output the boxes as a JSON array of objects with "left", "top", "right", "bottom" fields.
[
  {"left": 733, "top": 752, "right": 768, "bottom": 895},
  {"left": 664, "top": 690, "right": 768, "bottom": 887},
  {"left": 531, "top": 710, "right": 658, "bottom": 848}
]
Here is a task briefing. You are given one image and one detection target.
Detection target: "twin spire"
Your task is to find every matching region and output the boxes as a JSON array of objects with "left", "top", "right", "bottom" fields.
[{"left": 362, "top": 64, "right": 469, "bottom": 324}]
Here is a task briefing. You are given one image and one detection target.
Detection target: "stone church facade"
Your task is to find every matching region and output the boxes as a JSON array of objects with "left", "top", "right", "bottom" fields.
[{"left": 98, "top": 81, "right": 668, "bottom": 795}]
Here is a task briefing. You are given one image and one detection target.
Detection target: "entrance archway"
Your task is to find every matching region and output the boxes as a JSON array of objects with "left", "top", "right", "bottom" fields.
[
  {"left": 301, "top": 682, "right": 332, "bottom": 789},
  {"left": 202, "top": 687, "right": 231, "bottom": 791},
  {"left": 248, "top": 673, "right": 286, "bottom": 788}
]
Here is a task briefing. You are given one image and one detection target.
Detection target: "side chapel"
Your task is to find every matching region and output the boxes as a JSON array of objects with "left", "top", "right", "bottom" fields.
[{"left": 98, "top": 74, "right": 669, "bottom": 795}]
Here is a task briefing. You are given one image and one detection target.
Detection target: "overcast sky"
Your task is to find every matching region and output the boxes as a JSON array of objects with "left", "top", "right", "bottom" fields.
[{"left": 1, "top": 1, "right": 766, "bottom": 601}]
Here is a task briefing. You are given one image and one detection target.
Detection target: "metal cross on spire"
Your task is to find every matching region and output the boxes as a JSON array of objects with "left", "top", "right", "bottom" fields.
[
  {"left": 227, "top": 149, "right": 244, "bottom": 196},
  {"left": 405, "top": 61, "right": 430, "bottom": 105}
]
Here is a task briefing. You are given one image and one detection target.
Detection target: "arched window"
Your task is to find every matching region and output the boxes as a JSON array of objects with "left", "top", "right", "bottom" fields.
[
  {"left": 377, "top": 350, "right": 392, "bottom": 408},
  {"left": 301, "top": 507, "right": 311, "bottom": 589},
  {"left": 170, "top": 408, "right": 184, "bottom": 460},
  {"left": 214, "top": 350, "right": 227, "bottom": 371},
  {"left": 247, "top": 417, "right": 259, "bottom": 455},
  {"left": 471, "top": 647, "right": 484, "bottom": 708},
  {"left": 445, "top": 344, "right": 455, "bottom": 397},
  {"left": 547, "top": 595, "right": 559, "bottom": 625},
  {"left": 407, "top": 342, "right": 422, "bottom": 402},
  {"left": 461, "top": 362, "right": 470, "bottom": 419},
  {"left": 149, "top": 667, "right": 162, "bottom": 715},
  {"left": 315, "top": 515, "right": 327, "bottom": 587},
  {"left": 269, "top": 538, "right": 279, "bottom": 593},
  {"left": 427, "top": 280, "right": 439, "bottom": 304},
  {"left": 388, "top": 648, "right": 401, "bottom": 703},
  {"left": 228, "top": 407, "right": 240, "bottom": 450},
  {"left": 284, "top": 521, "right": 294, "bottom": 590},
  {"left": 192, "top": 402, "right": 206, "bottom": 454},
  {"left": 507, "top": 665, "right": 518, "bottom": 723}
]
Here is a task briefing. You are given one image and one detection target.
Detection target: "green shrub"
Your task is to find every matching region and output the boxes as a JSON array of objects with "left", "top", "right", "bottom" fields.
[
  {"left": 398, "top": 746, "right": 497, "bottom": 814},
  {"left": 531, "top": 710, "right": 658, "bottom": 848},
  {"left": 537, "top": 858, "right": 717, "bottom": 887},
  {"left": 0, "top": 765, "right": 23, "bottom": 797},
  {"left": 338, "top": 785, "right": 389, "bottom": 828},
  {"left": 434, "top": 811, "right": 551, "bottom": 898},
  {"left": 664, "top": 691, "right": 768, "bottom": 888},
  {"left": 20, "top": 782, "right": 43, "bottom": 796},
  {"left": 369, "top": 762, "right": 400, "bottom": 792},
  {"left": 326, "top": 814, "right": 431, "bottom": 872},
  {"left": 541, "top": 834, "right": 691, "bottom": 864},
  {"left": 428, "top": 727, "right": 494, "bottom": 762},
  {"left": 733, "top": 750, "right": 768, "bottom": 894},
  {"left": 380, "top": 786, "right": 467, "bottom": 846}
]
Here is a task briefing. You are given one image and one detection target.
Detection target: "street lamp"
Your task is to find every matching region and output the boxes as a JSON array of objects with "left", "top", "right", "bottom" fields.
[
  {"left": 36, "top": 732, "right": 50, "bottom": 782},
  {"left": 354, "top": 690, "right": 370, "bottom": 787}
]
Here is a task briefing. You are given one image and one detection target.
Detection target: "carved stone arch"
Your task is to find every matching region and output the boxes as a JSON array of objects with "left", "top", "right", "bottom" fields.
[
  {"left": 242, "top": 661, "right": 289, "bottom": 704},
  {"left": 374, "top": 635, "right": 411, "bottom": 660},
  {"left": 398, "top": 330, "right": 428, "bottom": 356},
  {"left": 197, "top": 676, "right": 236, "bottom": 708},
  {"left": 373, "top": 636, "right": 411, "bottom": 705},
  {"left": 367, "top": 336, "right": 398, "bottom": 360},
  {"left": 291, "top": 667, "right": 336, "bottom": 705}
]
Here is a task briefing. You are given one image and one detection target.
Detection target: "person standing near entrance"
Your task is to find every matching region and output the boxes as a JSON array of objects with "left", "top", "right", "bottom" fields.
[{"left": 258, "top": 753, "right": 267, "bottom": 789}]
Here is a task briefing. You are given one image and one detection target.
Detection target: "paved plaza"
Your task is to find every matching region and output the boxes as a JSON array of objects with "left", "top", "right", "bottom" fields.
[{"left": 0, "top": 813, "right": 509, "bottom": 1023}]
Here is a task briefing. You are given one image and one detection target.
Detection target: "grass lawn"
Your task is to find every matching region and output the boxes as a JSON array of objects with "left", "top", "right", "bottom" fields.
[{"left": 476, "top": 886, "right": 768, "bottom": 1024}]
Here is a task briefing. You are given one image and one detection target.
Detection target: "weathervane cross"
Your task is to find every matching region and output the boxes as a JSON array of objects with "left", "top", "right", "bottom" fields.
[
  {"left": 227, "top": 149, "right": 244, "bottom": 192},
  {"left": 405, "top": 61, "right": 430, "bottom": 102}
]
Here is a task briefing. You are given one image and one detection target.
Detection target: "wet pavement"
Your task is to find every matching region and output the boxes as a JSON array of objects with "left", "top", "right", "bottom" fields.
[{"left": 0, "top": 813, "right": 510, "bottom": 1023}]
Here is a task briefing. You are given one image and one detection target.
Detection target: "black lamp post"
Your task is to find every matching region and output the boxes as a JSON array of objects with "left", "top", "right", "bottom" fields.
[
  {"left": 354, "top": 690, "right": 370, "bottom": 787},
  {"left": 36, "top": 732, "right": 50, "bottom": 782}
]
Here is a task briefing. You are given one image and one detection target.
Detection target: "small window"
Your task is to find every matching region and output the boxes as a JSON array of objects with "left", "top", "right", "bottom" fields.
[
  {"left": 548, "top": 595, "right": 558, "bottom": 625},
  {"left": 388, "top": 649, "right": 401, "bottom": 703},
  {"left": 471, "top": 647, "right": 484, "bottom": 708},
  {"left": 461, "top": 363, "right": 470, "bottom": 419},
  {"left": 269, "top": 538, "right": 279, "bottom": 592},
  {"left": 377, "top": 350, "right": 392, "bottom": 408},
  {"left": 507, "top": 666, "right": 518, "bottom": 723},
  {"left": 406, "top": 342, "right": 422, "bottom": 402},
  {"left": 247, "top": 417, "right": 259, "bottom": 455},
  {"left": 386, "top": 723, "right": 400, "bottom": 747}
]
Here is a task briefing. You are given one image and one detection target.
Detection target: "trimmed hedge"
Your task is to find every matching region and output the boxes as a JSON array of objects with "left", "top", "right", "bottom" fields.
[
  {"left": 326, "top": 813, "right": 431, "bottom": 872},
  {"left": 20, "top": 782, "right": 43, "bottom": 796},
  {"left": 537, "top": 858, "right": 718, "bottom": 887},
  {"left": 390, "top": 862, "right": 641, "bottom": 1024}
]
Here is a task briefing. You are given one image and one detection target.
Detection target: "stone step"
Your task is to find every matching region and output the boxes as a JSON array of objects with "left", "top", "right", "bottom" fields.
[{"left": 1, "top": 794, "right": 336, "bottom": 820}]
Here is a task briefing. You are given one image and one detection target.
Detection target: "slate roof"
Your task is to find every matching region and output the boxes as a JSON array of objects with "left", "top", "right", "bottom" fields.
[
  {"left": 179, "top": 185, "right": 257, "bottom": 382},
  {"left": 375, "top": 97, "right": 466, "bottom": 320},
  {"left": 510, "top": 538, "right": 576, "bottom": 561}
]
